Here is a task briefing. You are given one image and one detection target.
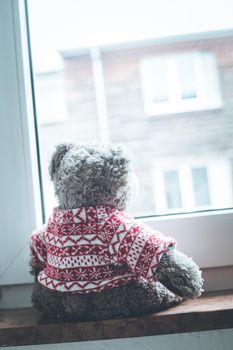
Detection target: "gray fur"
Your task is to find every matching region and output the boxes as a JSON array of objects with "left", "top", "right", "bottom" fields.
[
  {"left": 156, "top": 249, "right": 204, "bottom": 298},
  {"left": 49, "top": 143, "right": 75, "bottom": 181},
  {"left": 32, "top": 279, "right": 182, "bottom": 322},
  {"left": 50, "top": 142, "right": 136, "bottom": 210},
  {"left": 31, "top": 141, "right": 203, "bottom": 321}
]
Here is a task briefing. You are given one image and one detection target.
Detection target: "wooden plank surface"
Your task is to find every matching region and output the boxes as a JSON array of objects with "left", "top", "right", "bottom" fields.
[{"left": 0, "top": 291, "right": 233, "bottom": 347}]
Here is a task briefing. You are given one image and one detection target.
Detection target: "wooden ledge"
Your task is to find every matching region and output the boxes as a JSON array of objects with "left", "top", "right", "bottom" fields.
[{"left": 0, "top": 290, "right": 233, "bottom": 347}]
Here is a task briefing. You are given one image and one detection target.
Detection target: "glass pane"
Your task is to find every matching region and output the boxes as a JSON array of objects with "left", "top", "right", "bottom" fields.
[
  {"left": 164, "top": 171, "right": 182, "bottom": 209},
  {"left": 28, "top": 0, "right": 233, "bottom": 218},
  {"left": 177, "top": 54, "right": 197, "bottom": 100},
  {"left": 192, "top": 167, "right": 210, "bottom": 206},
  {"left": 151, "top": 59, "right": 169, "bottom": 103}
]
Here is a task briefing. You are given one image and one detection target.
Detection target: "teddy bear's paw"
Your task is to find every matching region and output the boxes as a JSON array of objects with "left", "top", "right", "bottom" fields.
[
  {"left": 156, "top": 249, "right": 204, "bottom": 299},
  {"left": 157, "top": 282, "right": 184, "bottom": 309},
  {"left": 165, "top": 272, "right": 204, "bottom": 299},
  {"left": 161, "top": 290, "right": 184, "bottom": 309}
]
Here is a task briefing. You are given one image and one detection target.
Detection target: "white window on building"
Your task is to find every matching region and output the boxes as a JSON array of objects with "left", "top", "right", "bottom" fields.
[
  {"left": 153, "top": 157, "right": 233, "bottom": 214},
  {"left": 140, "top": 51, "right": 222, "bottom": 116}
]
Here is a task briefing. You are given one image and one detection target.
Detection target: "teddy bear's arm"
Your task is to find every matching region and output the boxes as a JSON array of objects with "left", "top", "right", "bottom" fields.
[
  {"left": 155, "top": 248, "right": 204, "bottom": 298},
  {"left": 108, "top": 220, "right": 175, "bottom": 281},
  {"left": 29, "top": 228, "right": 47, "bottom": 276}
]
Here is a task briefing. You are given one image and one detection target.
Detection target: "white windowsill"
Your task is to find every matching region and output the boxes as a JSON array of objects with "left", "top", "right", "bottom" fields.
[
  {"left": 145, "top": 100, "right": 223, "bottom": 117},
  {"left": 140, "top": 208, "right": 233, "bottom": 269}
]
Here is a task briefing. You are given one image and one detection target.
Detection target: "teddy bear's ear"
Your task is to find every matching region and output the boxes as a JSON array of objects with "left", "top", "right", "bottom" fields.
[
  {"left": 49, "top": 143, "right": 74, "bottom": 180},
  {"left": 108, "top": 145, "right": 131, "bottom": 184}
]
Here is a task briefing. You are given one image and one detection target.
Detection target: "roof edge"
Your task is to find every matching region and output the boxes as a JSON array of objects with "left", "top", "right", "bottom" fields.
[{"left": 60, "top": 28, "right": 233, "bottom": 58}]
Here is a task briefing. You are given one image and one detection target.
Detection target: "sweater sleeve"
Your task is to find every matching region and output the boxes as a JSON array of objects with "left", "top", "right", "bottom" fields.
[
  {"left": 108, "top": 213, "right": 176, "bottom": 282},
  {"left": 30, "top": 226, "right": 47, "bottom": 275}
]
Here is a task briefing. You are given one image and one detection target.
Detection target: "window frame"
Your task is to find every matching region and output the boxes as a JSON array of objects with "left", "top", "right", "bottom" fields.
[
  {"left": 0, "top": 0, "right": 233, "bottom": 290},
  {"left": 0, "top": 0, "right": 43, "bottom": 285}
]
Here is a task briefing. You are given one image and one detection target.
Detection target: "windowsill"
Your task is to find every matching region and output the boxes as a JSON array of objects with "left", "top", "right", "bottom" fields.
[
  {"left": 0, "top": 290, "right": 233, "bottom": 347},
  {"left": 145, "top": 99, "right": 223, "bottom": 117}
]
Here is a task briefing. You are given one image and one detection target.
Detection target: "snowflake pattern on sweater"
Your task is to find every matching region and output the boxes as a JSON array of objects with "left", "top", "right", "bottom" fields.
[{"left": 30, "top": 206, "right": 176, "bottom": 293}]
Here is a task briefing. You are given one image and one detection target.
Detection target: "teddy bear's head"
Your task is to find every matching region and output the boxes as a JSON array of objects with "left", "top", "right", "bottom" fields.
[{"left": 49, "top": 142, "right": 138, "bottom": 210}]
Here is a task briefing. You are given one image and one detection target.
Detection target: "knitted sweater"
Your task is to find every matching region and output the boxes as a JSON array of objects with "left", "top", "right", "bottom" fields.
[{"left": 30, "top": 206, "right": 176, "bottom": 293}]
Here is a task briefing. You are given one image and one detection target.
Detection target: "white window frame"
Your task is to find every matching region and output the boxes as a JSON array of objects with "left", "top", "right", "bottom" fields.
[
  {"left": 0, "top": 0, "right": 233, "bottom": 295},
  {"left": 0, "top": 0, "right": 43, "bottom": 286},
  {"left": 140, "top": 51, "right": 223, "bottom": 116}
]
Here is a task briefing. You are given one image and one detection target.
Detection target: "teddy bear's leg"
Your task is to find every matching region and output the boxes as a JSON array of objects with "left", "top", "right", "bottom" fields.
[
  {"left": 31, "top": 281, "right": 91, "bottom": 321},
  {"left": 32, "top": 280, "right": 62, "bottom": 321},
  {"left": 90, "top": 281, "right": 183, "bottom": 320},
  {"left": 156, "top": 249, "right": 204, "bottom": 299},
  {"left": 32, "top": 280, "right": 183, "bottom": 321},
  {"left": 126, "top": 280, "right": 183, "bottom": 315}
]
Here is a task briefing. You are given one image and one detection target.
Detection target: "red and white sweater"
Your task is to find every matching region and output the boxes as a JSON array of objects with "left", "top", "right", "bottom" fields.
[{"left": 30, "top": 206, "right": 176, "bottom": 293}]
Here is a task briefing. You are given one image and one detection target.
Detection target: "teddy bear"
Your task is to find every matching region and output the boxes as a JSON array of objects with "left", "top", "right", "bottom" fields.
[{"left": 30, "top": 142, "right": 203, "bottom": 321}]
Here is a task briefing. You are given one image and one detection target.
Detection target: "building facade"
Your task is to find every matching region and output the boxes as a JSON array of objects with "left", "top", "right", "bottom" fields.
[{"left": 36, "top": 30, "right": 233, "bottom": 216}]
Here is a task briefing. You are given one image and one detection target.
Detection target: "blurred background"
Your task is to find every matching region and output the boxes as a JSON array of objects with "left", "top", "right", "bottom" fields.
[{"left": 27, "top": 0, "right": 233, "bottom": 218}]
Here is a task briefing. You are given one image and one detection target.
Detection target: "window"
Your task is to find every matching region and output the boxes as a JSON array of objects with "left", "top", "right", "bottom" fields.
[
  {"left": 162, "top": 167, "right": 211, "bottom": 211},
  {"left": 153, "top": 158, "right": 233, "bottom": 214},
  {"left": 26, "top": 2, "right": 232, "bottom": 219},
  {"left": 140, "top": 51, "right": 222, "bottom": 116},
  {"left": 1, "top": 0, "right": 233, "bottom": 293}
]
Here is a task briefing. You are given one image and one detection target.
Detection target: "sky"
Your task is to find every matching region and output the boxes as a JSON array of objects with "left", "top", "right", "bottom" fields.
[
  {"left": 28, "top": 0, "right": 233, "bottom": 72},
  {"left": 28, "top": 0, "right": 233, "bottom": 50}
]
